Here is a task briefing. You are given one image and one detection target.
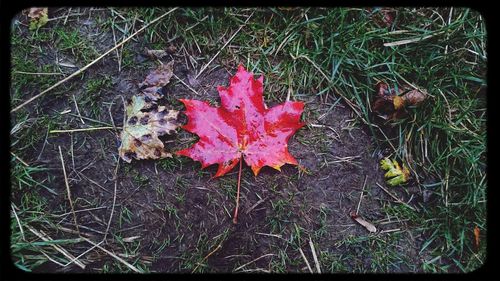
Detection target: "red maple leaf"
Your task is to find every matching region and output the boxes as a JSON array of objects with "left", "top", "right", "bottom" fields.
[
  {"left": 176, "top": 65, "right": 305, "bottom": 223},
  {"left": 176, "top": 65, "right": 305, "bottom": 177}
]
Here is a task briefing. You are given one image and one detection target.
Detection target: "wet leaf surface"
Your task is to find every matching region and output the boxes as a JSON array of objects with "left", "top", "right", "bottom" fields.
[
  {"left": 119, "top": 61, "right": 180, "bottom": 163},
  {"left": 138, "top": 60, "right": 175, "bottom": 102},
  {"left": 176, "top": 65, "right": 305, "bottom": 177}
]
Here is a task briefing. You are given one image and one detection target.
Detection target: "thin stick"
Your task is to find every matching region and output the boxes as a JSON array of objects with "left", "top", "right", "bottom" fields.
[
  {"left": 355, "top": 175, "right": 368, "bottom": 215},
  {"left": 245, "top": 197, "right": 267, "bottom": 214},
  {"left": 376, "top": 182, "right": 417, "bottom": 212},
  {"left": 383, "top": 31, "right": 444, "bottom": 47},
  {"left": 13, "top": 71, "right": 65, "bottom": 76},
  {"left": 172, "top": 73, "right": 200, "bottom": 96},
  {"left": 11, "top": 203, "right": 25, "bottom": 240},
  {"left": 232, "top": 157, "right": 243, "bottom": 224},
  {"left": 298, "top": 247, "right": 313, "bottom": 273},
  {"left": 309, "top": 237, "right": 321, "bottom": 273},
  {"left": 72, "top": 95, "right": 85, "bottom": 124},
  {"left": 234, "top": 253, "right": 275, "bottom": 272},
  {"left": 195, "top": 12, "right": 254, "bottom": 79},
  {"left": 63, "top": 240, "right": 104, "bottom": 267},
  {"left": 103, "top": 157, "right": 120, "bottom": 242},
  {"left": 50, "top": 126, "right": 118, "bottom": 134},
  {"left": 59, "top": 146, "right": 80, "bottom": 235},
  {"left": 11, "top": 7, "right": 178, "bottom": 113},
  {"left": 10, "top": 151, "right": 29, "bottom": 166},
  {"left": 25, "top": 225, "right": 86, "bottom": 269},
  {"left": 41, "top": 251, "right": 66, "bottom": 267},
  {"left": 82, "top": 238, "right": 142, "bottom": 273},
  {"left": 192, "top": 243, "right": 222, "bottom": 273}
]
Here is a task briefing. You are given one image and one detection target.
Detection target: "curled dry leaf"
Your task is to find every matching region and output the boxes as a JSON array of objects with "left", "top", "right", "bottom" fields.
[
  {"left": 176, "top": 65, "right": 305, "bottom": 177},
  {"left": 118, "top": 60, "right": 179, "bottom": 163},
  {"left": 372, "top": 82, "right": 427, "bottom": 120},
  {"left": 138, "top": 60, "right": 175, "bottom": 102},
  {"left": 380, "top": 157, "right": 410, "bottom": 186},
  {"left": 350, "top": 212, "right": 377, "bottom": 233},
  {"left": 28, "top": 7, "right": 48, "bottom": 30},
  {"left": 402, "top": 89, "right": 427, "bottom": 106}
]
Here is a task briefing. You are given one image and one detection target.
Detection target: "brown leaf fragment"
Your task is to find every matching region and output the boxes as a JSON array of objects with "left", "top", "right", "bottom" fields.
[
  {"left": 144, "top": 48, "right": 168, "bottom": 60},
  {"left": 119, "top": 95, "right": 179, "bottom": 163},
  {"left": 350, "top": 212, "right": 377, "bottom": 233},
  {"left": 166, "top": 45, "right": 177, "bottom": 54},
  {"left": 27, "top": 7, "right": 48, "bottom": 30},
  {"left": 474, "top": 225, "right": 480, "bottom": 248},
  {"left": 372, "top": 82, "right": 427, "bottom": 120},
  {"left": 138, "top": 60, "right": 175, "bottom": 102},
  {"left": 402, "top": 89, "right": 427, "bottom": 106}
]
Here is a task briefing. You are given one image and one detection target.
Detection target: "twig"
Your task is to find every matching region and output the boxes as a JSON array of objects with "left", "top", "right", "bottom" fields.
[
  {"left": 50, "top": 126, "right": 118, "bottom": 133},
  {"left": 192, "top": 244, "right": 222, "bottom": 273},
  {"left": 25, "top": 225, "right": 86, "bottom": 269},
  {"left": 376, "top": 182, "right": 417, "bottom": 212},
  {"left": 72, "top": 95, "right": 85, "bottom": 124},
  {"left": 103, "top": 157, "right": 120, "bottom": 242},
  {"left": 172, "top": 73, "right": 200, "bottom": 96},
  {"left": 10, "top": 151, "right": 29, "bottom": 166},
  {"left": 383, "top": 31, "right": 444, "bottom": 47},
  {"left": 59, "top": 146, "right": 80, "bottom": 236},
  {"left": 82, "top": 238, "right": 142, "bottom": 273},
  {"left": 195, "top": 12, "right": 254, "bottom": 79},
  {"left": 234, "top": 253, "right": 275, "bottom": 272},
  {"left": 36, "top": 125, "right": 50, "bottom": 161},
  {"left": 41, "top": 251, "right": 66, "bottom": 267},
  {"left": 298, "top": 247, "right": 313, "bottom": 273},
  {"left": 11, "top": 7, "right": 178, "bottom": 113},
  {"left": 355, "top": 175, "right": 369, "bottom": 215},
  {"left": 11, "top": 203, "right": 25, "bottom": 240},
  {"left": 309, "top": 123, "right": 341, "bottom": 141},
  {"left": 309, "top": 237, "right": 321, "bottom": 273},
  {"left": 255, "top": 232, "right": 284, "bottom": 240},
  {"left": 51, "top": 206, "right": 109, "bottom": 218},
  {"left": 63, "top": 240, "right": 103, "bottom": 267},
  {"left": 245, "top": 197, "right": 267, "bottom": 214},
  {"left": 13, "top": 71, "right": 65, "bottom": 76}
]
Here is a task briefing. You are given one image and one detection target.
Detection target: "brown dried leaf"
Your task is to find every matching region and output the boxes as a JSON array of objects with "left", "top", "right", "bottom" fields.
[
  {"left": 351, "top": 212, "right": 377, "bottom": 233},
  {"left": 119, "top": 95, "right": 179, "bottom": 163},
  {"left": 138, "top": 60, "right": 174, "bottom": 102},
  {"left": 372, "top": 82, "right": 427, "bottom": 120},
  {"left": 474, "top": 225, "right": 480, "bottom": 248},
  {"left": 28, "top": 7, "right": 48, "bottom": 30},
  {"left": 402, "top": 89, "right": 427, "bottom": 106},
  {"left": 144, "top": 48, "right": 168, "bottom": 60},
  {"left": 369, "top": 8, "right": 396, "bottom": 28}
]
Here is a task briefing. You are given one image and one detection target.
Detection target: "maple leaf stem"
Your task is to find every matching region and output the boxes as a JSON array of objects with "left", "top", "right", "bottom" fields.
[{"left": 232, "top": 156, "right": 243, "bottom": 224}]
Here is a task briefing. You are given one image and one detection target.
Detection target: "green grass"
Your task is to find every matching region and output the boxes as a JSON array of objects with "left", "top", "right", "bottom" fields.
[{"left": 10, "top": 7, "right": 486, "bottom": 273}]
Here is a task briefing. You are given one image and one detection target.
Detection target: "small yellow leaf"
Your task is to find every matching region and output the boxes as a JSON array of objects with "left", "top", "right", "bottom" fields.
[
  {"left": 380, "top": 157, "right": 410, "bottom": 186},
  {"left": 393, "top": 95, "right": 405, "bottom": 110}
]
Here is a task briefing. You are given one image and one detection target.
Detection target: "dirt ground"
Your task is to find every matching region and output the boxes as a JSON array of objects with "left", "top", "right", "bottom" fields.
[{"left": 10, "top": 8, "right": 431, "bottom": 272}]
